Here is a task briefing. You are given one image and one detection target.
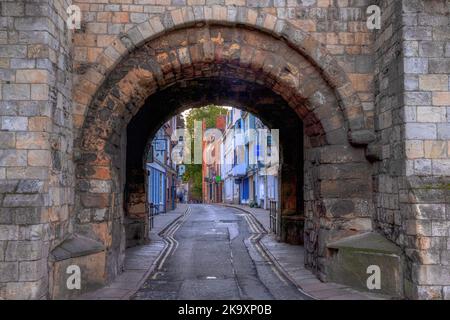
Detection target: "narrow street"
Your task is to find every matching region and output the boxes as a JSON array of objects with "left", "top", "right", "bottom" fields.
[{"left": 132, "top": 205, "right": 309, "bottom": 300}]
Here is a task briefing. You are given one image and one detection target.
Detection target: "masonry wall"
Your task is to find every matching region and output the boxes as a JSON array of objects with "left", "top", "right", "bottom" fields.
[
  {"left": 0, "top": 0, "right": 73, "bottom": 299},
  {"left": 373, "top": 0, "right": 450, "bottom": 299},
  {"left": 401, "top": 0, "right": 450, "bottom": 300},
  {"left": 71, "top": 0, "right": 375, "bottom": 134}
]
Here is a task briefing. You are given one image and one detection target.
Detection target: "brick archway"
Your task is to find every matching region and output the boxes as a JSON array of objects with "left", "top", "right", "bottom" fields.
[{"left": 74, "top": 22, "right": 374, "bottom": 289}]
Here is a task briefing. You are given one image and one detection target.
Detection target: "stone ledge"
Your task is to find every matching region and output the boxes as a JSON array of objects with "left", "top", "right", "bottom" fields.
[
  {"left": 327, "top": 232, "right": 403, "bottom": 297},
  {"left": 50, "top": 234, "right": 105, "bottom": 262},
  {"left": 327, "top": 232, "right": 402, "bottom": 255},
  {"left": 348, "top": 129, "right": 376, "bottom": 146}
]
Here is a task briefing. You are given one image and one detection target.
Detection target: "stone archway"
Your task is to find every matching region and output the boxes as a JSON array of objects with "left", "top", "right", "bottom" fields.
[{"left": 72, "top": 20, "right": 375, "bottom": 294}]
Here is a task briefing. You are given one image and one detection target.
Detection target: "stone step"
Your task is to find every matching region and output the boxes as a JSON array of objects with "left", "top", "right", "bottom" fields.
[{"left": 326, "top": 232, "right": 404, "bottom": 298}]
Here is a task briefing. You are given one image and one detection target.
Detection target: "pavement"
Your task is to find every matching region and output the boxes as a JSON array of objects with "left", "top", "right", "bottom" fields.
[
  {"left": 222, "top": 203, "right": 391, "bottom": 300},
  {"left": 79, "top": 204, "right": 187, "bottom": 300}
]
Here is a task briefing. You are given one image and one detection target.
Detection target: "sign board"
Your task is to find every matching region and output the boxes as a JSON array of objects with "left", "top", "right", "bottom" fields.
[{"left": 178, "top": 165, "right": 186, "bottom": 176}]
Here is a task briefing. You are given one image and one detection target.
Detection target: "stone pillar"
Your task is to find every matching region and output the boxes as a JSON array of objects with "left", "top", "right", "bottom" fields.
[
  {"left": 374, "top": 0, "right": 450, "bottom": 299},
  {"left": 0, "top": 0, "right": 73, "bottom": 299}
]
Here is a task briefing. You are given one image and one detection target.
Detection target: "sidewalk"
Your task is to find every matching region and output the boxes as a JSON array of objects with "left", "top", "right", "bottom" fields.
[
  {"left": 79, "top": 204, "right": 187, "bottom": 300},
  {"left": 223, "top": 204, "right": 390, "bottom": 300}
]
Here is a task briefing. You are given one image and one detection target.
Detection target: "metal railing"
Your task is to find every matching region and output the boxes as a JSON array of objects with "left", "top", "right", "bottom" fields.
[
  {"left": 269, "top": 200, "right": 277, "bottom": 235},
  {"left": 149, "top": 203, "right": 160, "bottom": 230}
]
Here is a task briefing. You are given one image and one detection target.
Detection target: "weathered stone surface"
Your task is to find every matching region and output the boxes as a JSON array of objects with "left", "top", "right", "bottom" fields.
[
  {"left": 348, "top": 130, "right": 376, "bottom": 146},
  {"left": 0, "top": 262, "right": 19, "bottom": 282}
]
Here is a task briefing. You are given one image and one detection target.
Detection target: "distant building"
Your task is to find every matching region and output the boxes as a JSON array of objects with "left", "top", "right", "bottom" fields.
[
  {"left": 221, "top": 108, "right": 279, "bottom": 209},
  {"left": 146, "top": 116, "right": 180, "bottom": 213},
  {"left": 202, "top": 116, "right": 226, "bottom": 203}
]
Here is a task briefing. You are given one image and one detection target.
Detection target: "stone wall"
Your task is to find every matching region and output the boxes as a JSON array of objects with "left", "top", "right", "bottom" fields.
[
  {"left": 401, "top": 0, "right": 450, "bottom": 300},
  {"left": 71, "top": 0, "right": 375, "bottom": 134},
  {"left": 372, "top": 0, "right": 450, "bottom": 299},
  {"left": 0, "top": 0, "right": 449, "bottom": 300},
  {"left": 0, "top": 0, "right": 73, "bottom": 299}
]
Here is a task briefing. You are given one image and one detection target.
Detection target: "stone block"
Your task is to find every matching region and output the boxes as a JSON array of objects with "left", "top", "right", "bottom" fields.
[
  {"left": 14, "top": 17, "right": 49, "bottom": 31},
  {"left": 2, "top": 84, "right": 30, "bottom": 100},
  {"left": 431, "top": 220, "right": 449, "bottom": 236},
  {"left": 16, "top": 180, "right": 44, "bottom": 194},
  {"left": 0, "top": 132, "right": 15, "bottom": 148},
  {"left": 348, "top": 129, "right": 375, "bottom": 145},
  {"left": 417, "top": 204, "right": 446, "bottom": 220},
  {"left": 7, "top": 167, "right": 48, "bottom": 180},
  {"left": 404, "top": 58, "right": 428, "bottom": 74},
  {"left": 30, "top": 84, "right": 48, "bottom": 100},
  {"left": 432, "top": 159, "right": 450, "bottom": 175},
  {"left": 0, "top": 180, "right": 17, "bottom": 193},
  {"left": 417, "top": 106, "right": 446, "bottom": 122},
  {"left": 1, "top": 116, "right": 28, "bottom": 131},
  {"left": 12, "top": 207, "right": 45, "bottom": 225},
  {"left": 6, "top": 240, "right": 42, "bottom": 261},
  {"left": 414, "top": 264, "right": 450, "bottom": 285},
  {"left": 419, "top": 41, "right": 444, "bottom": 57},
  {"left": 3, "top": 194, "right": 44, "bottom": 207},
  {"left": 405, "top": 91, "right": 432, "bottom": 105},
  {"left": 437, "top": 123, "right": 450, "bottom": 139},
  {"left": 80, "top": 193, "right": 110, "bottom": 208},
  {"left": 405, "top": 123, "right": 436, "bottom": 139},
  {"left": 0, "top": 279, "right": 46, "bottom": 299},
  {"left": 16, "top": 132, "right": 49, "bottom": 150},
  {"left": 0, "top": 225, "right": 19, "bottom": 241},
  {"left": 27, "top": 150, "right": 51, "bottom": 167},
  {"left": 89, "top": 180, "right": 112, "bottom": 193},
  {"left": 424, "top": 140, "right": 447, "bottom": 159},
  {"left": 419, "top": 75, "right": 448, "bottom": 91},
  {"left": 19, "top": 259, "right": 45, "bottom": 281},
  {"left": 414, "top": 159, "right": 432, "bottom": 175},
  {"left": 1, "top": 2, "right": 24, "bottom": 16},
  {"left": 0, "top": 261, "right": 19, "bottom": 282},
  {"left": 433, "top": 92, "right": 450, "bottom": 106},
  {"left": 429, "top": 58, "right": 450, "bottom": 73},
  {"left": 0, "top": 150, "right": 27, "bottom": 167},
  {"left": 0, "top": 45, "right": 27, "bottom": 58},
  {"left": 406, "top": 140, "right": 424, "bottom": 159},
  {"left": 16, "top": 69, "right": 48, "bottom": 84}
]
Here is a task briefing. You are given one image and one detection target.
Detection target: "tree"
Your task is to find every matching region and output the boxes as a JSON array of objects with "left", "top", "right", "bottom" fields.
[{"left": 183, "top": 105, "right": 228, "bottom": 200}]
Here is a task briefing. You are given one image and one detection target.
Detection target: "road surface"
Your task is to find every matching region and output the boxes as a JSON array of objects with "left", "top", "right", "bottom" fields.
[{"left": 132, "top": 204, "right": 309, "bottom": 300}]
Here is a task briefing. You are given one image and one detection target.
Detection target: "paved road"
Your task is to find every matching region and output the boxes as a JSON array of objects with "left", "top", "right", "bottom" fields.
[{"left": 132, "top": 204, "right": 309, "bottom": 300}]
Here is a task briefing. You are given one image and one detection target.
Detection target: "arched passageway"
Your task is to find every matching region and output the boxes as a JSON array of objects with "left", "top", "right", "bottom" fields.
[{"left": 72, "top": 23, "right": 374, "bottom": 295}]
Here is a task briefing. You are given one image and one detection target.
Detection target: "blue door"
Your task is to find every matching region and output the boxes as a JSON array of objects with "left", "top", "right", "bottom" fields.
[{"left": 242, "top": 178, "right": 249, "bottom": 201}]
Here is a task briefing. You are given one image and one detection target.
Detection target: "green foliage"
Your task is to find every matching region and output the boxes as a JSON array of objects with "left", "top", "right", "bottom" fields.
[
  {"left": 185, "top": 105, "right": 228, "bottom": 133},
  {"left": 182, "top": 105, "right": 228, "bottom": 199}
]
